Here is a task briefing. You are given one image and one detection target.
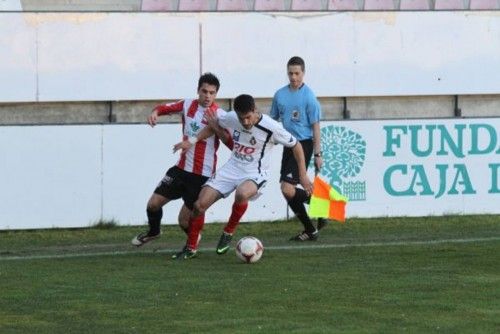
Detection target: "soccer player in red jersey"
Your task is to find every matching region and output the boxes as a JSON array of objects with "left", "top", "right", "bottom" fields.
[{"left": 131, "top": 73, "right": 232, "bottom": 248}]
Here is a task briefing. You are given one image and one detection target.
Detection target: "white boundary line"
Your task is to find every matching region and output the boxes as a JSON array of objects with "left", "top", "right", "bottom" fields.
[{"left": 1, "top": 236, "right": 499, "bottom": 262}]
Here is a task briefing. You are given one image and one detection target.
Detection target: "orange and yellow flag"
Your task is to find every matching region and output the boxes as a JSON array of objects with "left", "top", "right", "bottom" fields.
[{"left": 308, "top": 176, "right": 348, "bottom": 223}]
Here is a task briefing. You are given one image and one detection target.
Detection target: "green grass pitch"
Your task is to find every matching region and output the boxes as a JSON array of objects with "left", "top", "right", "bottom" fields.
[{"left": 1, "top": 216, "right": 499, "bottom": 333}]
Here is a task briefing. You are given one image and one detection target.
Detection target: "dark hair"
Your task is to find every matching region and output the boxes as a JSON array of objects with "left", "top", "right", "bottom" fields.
[
  {"left": 198, "top": 72, "right": 220, "bottom": 91},
  {"left": 233, "top": 94, "right": 255, "bottom": 114},
  {"left": 287, "top": 56, "right": 305, "bottom": 71}
]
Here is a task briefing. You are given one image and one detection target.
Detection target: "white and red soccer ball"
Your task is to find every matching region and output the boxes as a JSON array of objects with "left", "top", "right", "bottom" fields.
[{"left": 235, "top": 236, "right": 264, "bottom": 263}]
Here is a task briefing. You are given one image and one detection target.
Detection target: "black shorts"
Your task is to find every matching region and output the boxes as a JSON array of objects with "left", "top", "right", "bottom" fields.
[
  {"left": 153, "top": 166, "right": 208, "bottom": 210},
  {"left": 280, "top": 139, "right": 313, "bottom": 185}
]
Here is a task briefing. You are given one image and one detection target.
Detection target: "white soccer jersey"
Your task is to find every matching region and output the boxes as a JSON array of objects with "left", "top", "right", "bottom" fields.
[
  {"left": 156, "top": 99, "right": 226, "bottom": 177},
  {"left": 218, "top": 111, "right": 297, "bottom": 174}
]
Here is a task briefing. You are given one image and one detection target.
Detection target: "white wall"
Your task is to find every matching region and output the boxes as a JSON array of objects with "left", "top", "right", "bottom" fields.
[
  {"left": 0, "top": 0, "right": 21, "bottom": 11},
  {"left": 1, "top": 117, "right": 498, "bottom": 230},
  {"left": 1, "top": 11, "right": 500, "bottom": 102},
  {"left": 0, "top": 123, "right": 286, "bottom": 229},
  {"left": 0, "top": 125, "right": 103, "bottom": 229}
]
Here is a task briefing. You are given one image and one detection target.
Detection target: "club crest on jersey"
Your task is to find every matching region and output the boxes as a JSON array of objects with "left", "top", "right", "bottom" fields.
[
  {"left": 250, "top": 136, "right": 257, "bottom": 145},
  {"left": 292, "top": 109, "right": 300, "bottom": 121},
  {"left": 190, "top": 122, "right": 200, "bottom": 133},
  {"left": 233, "top": 130, "right": 240, "bottom": 141}
]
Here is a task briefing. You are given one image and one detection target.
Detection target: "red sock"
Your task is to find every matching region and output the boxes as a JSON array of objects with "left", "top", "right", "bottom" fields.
[
  {"left": 186, "top": 214, "right": 205, "bottom": 250},
  {"left": 224, "top": 201, "right": 248, "bottom": 234}
]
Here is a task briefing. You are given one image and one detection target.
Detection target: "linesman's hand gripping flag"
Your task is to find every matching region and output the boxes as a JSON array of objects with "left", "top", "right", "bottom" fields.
[{"left": 308, "top": 176, "right": 348, "bottom": 223}]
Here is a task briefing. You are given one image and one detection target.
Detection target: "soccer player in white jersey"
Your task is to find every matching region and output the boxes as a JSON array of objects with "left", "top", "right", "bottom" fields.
[
  {"left": 172, "top": 94, "right": 313, "bottom": 259},
  {"left": 131, "top": 73, "right": 232, "bottom": 248}
]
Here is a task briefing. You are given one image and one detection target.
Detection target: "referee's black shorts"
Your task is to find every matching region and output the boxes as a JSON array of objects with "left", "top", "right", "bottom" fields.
[{"left": 279, "top": 139, "right": 313, "bottom": 185}]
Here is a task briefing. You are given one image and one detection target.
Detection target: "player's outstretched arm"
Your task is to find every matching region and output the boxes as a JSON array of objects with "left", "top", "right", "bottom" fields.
[
  {"left": 173, "top": 140, "right": 191, "bottom": 154},
  {"left": 205, "top": 111, "right": 232, "bottom": 148},
  {"left": 292, "top": 142, "right": 313, "bottom": 195},
  {"left": 172, "top": 126, "right": 215, "bottom": 153},
  {"left": 149, "top": 100, "right": 184, "bottom": 127},
  {"left": 148, "top": 109, "right": 159, "bottom": 127}
]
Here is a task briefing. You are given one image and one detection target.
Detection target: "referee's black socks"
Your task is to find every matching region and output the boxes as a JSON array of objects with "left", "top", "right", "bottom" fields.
[
  {"left": 287, "top": 189, "right": 316, "bottom": 234},
  {"left": 294, "top": 187, "right": 311, "bottom": 204}
]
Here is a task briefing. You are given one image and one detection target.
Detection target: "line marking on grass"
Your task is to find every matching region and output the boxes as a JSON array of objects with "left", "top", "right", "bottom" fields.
[{"left": 1, "top": 236, "right": 499, "bottom": 261}]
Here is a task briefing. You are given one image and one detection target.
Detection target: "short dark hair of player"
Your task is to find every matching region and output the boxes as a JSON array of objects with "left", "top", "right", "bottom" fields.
[
  {"left": 198, "top": 72, "right": 220, "bottom": 91},
  {"left": 287, "top": 56, "right": 305, "bottom": 72},
  {"left": 233, "top": 94, "right": 255, "bottom": 114}
]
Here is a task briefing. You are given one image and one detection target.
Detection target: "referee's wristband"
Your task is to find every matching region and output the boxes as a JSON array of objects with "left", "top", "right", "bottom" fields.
[
  {"left": 314, "top": 152, "right": 322, "bottom": 157},
  {"left": 188, "top": 137, "right": 198, "bottom": 145}
]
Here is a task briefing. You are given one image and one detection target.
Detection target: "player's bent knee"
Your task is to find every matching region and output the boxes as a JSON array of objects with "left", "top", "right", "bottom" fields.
[
  {"left": 235, "top": 193, "right": 252, "bottom": 203},
  {"left": 147, "top": 194, "right": 167, "bottom": 212},
  {"left": 235, "top": 187, "right": 257, "bottom": 202},
  {"left": 147, "top": 202, "right": 161, "bottom": 212},
  {"left": 193, "top": 201, "right": 207, "bottom": 216}
]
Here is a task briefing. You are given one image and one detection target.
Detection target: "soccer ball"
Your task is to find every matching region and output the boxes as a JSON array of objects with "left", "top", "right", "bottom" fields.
[{"left": 235, "top": 236, "right": 264, "bottom": 263}]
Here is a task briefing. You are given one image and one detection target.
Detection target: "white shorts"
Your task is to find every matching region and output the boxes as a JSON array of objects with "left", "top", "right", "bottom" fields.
[{"left": 204, "top": 161, "right": 268, "bottom": 199}]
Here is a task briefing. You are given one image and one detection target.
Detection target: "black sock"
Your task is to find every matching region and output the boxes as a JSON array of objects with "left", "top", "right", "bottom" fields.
[
  {"left": 294, "top": 187, "right": 311, "bottom": 204},
  {"left": 146, "top": 208, "right": 162, "bottom": 235},
  {"left": 287, "top": 192, "right": 316, "bottom": 234}
]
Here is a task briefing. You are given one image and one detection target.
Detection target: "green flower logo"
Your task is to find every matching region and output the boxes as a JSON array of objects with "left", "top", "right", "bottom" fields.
[
  {"left": 312, "top": 126, "right": 366, "bottom": 192},
  {"left": 190, "top": 122, "right": 200, "bottom": 133}
]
